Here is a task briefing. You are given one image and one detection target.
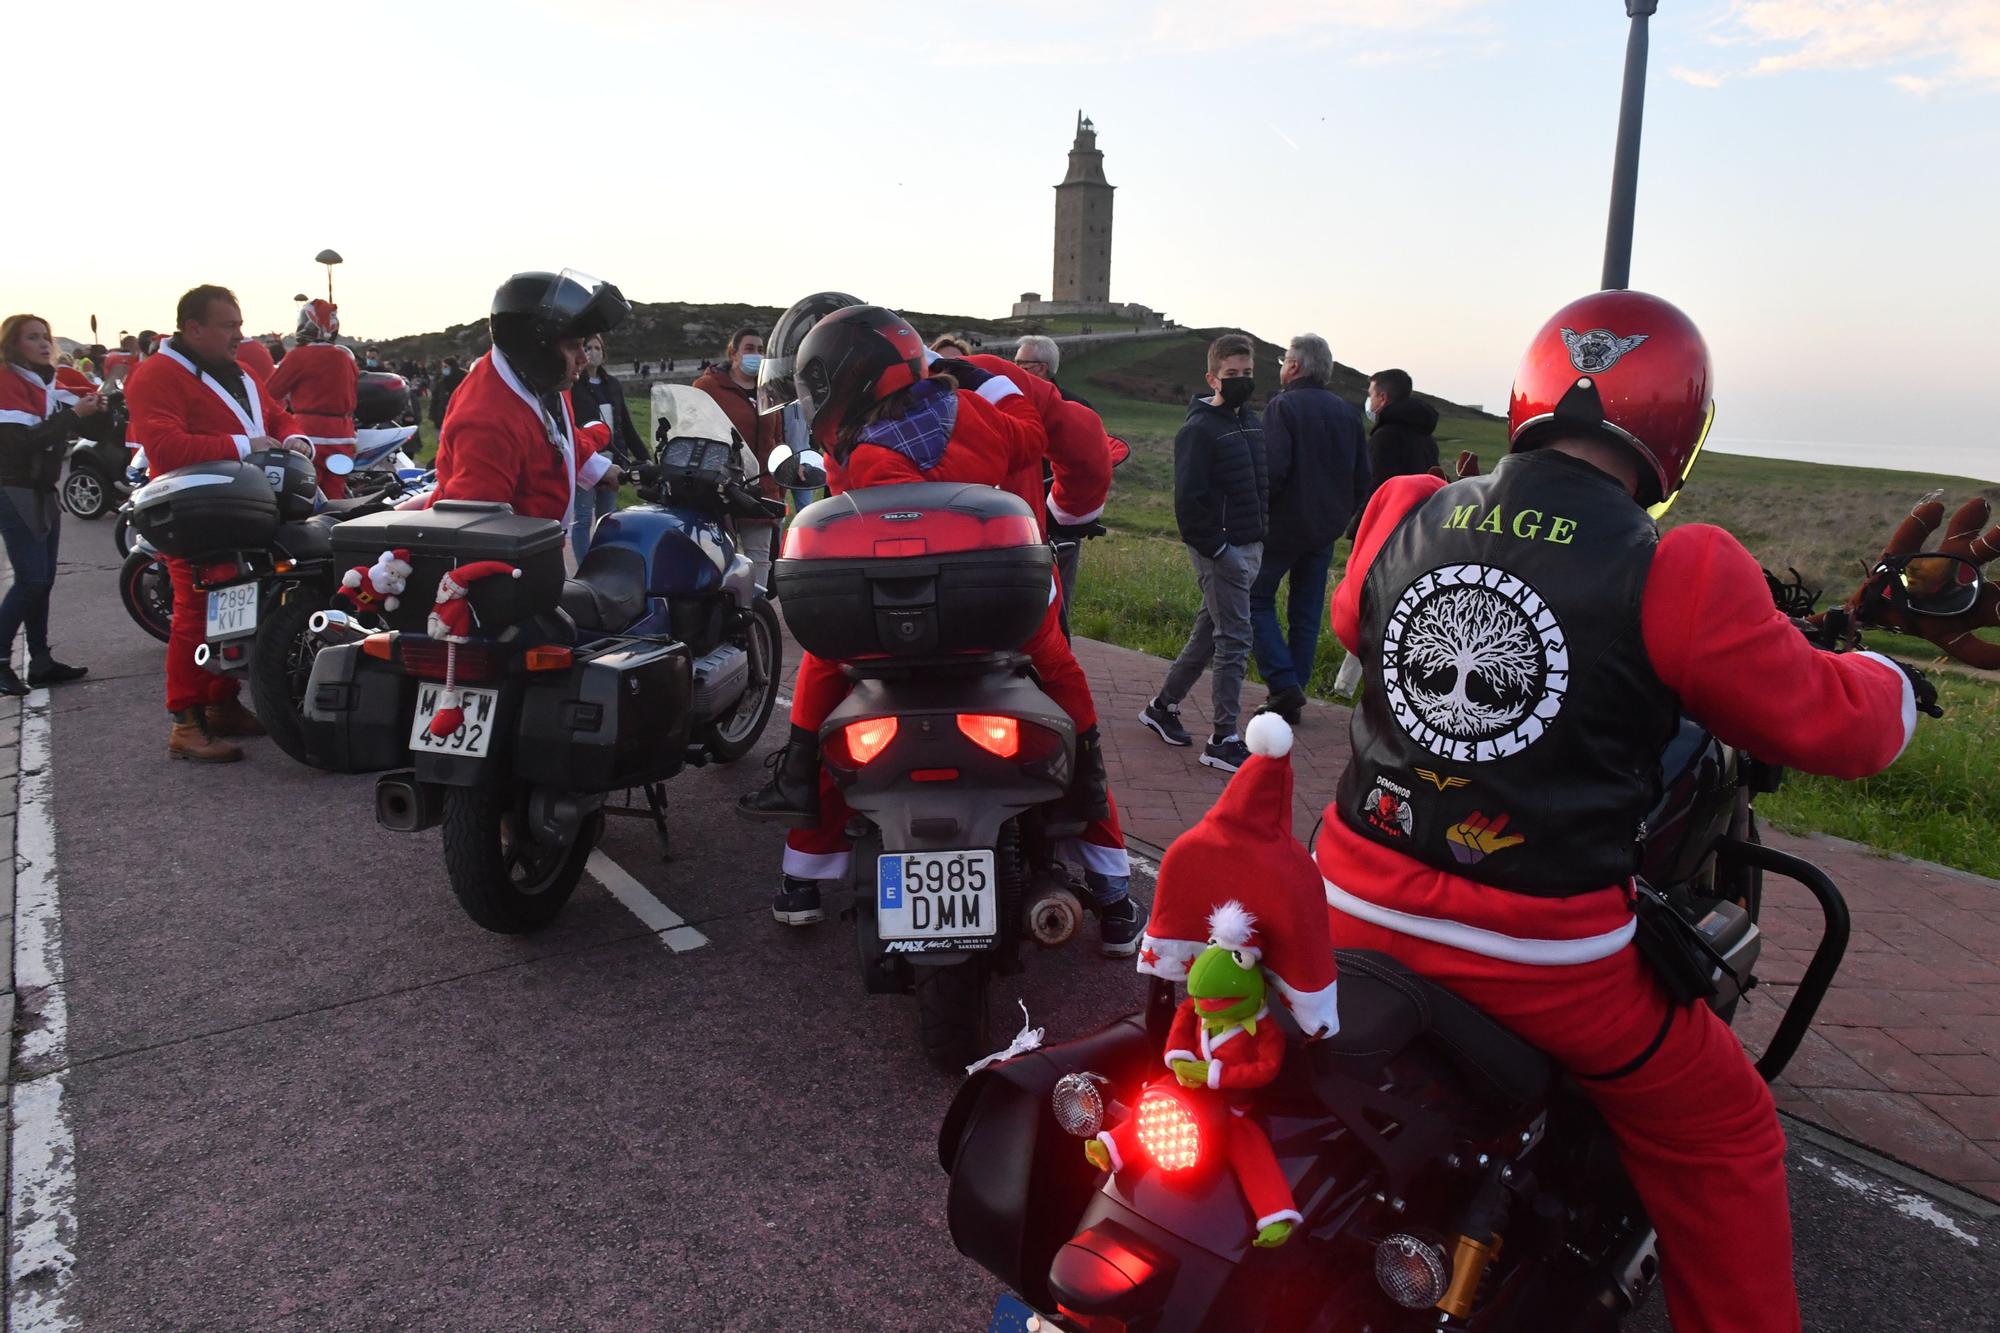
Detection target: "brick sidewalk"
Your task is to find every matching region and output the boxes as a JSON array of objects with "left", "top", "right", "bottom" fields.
[{"left": 1074, "top": 635, "right": 2000, "bottom": 1202}]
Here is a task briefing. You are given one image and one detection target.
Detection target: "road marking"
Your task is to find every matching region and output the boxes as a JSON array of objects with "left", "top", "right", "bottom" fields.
[
  {"left": 585, "top": 851, "right": 709, "bottom": 953},
  {"left": 8, "top": 689, "right": 81, "bottom": 1331},
  {"left": 1801, "top": 1152, "right": 1982, "bottom": 1247}
]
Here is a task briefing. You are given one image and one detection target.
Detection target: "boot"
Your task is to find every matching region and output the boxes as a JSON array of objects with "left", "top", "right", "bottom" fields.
[
  {"left": 735, "top": 725, "right": 820, "bottom": 824},
  {"left": 168, "top": 709, "right": 243, "bottom": 763},
  {"left": 26, "top": 657, "right": 87, "bottom": 687},
  {"left": 205, "top": 696, "right": 266, "bottom": 738},
  {"left": 0, "top": 665, "right": 25, "bottom": 698},
  {"left": 1051, "top": 725, "right": 1112, "bottom": 824}
]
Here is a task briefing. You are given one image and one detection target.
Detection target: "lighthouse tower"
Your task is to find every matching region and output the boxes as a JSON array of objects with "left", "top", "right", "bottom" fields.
[{"left": 1053, "top": 112, "right": 1114, "bottom": 303}]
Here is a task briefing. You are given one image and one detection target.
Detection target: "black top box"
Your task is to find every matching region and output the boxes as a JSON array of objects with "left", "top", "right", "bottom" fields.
[
  {"left": 129, "top": 461, "right": 280, "bottom": 559},
  {"left": 330, "top": 500, "right": 567, "bottom": 633}
]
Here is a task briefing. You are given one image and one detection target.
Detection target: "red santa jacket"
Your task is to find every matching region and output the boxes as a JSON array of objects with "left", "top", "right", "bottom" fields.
[
  {"left": 828, "top": 375, "right": 1047, "bottom": 499},
  {"left": 266, "top": 342, "right": 358, "bottom": 445},
  {"left": 1161, "top": 1000, "right": 1284, "bottom": 1098},
  {"left": 963, "top": 354, "right": 1112, "bottom": 531},
  {"left": 1317, "top": 471, "right": 1917, "bottom": 964},
  {"left": 125, "top": 341, "right": 299, "bottom": 473},
  {"left": 430, "top": 350, "right": 611, "bottom": 529},
  {"left": 52, "top": 366, "right": 95, "bottom": 398}
]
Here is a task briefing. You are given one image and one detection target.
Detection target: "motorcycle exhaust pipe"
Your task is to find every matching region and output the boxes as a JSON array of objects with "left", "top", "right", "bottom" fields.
[
  {"left": 1025, "top": 885, "right": 1083, "bottom": 948},
  {"left": 309, "top": 608, "right": 369, "bottom": 645},
  {"left": 375, "top": 771, "right": 443, "bottom": 833},
  {"left": 193, "top": 642, "right": 211, "bottom": 668}
]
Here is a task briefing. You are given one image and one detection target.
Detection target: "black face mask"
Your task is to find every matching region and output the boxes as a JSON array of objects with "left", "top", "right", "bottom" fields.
[{"left": 1217, "top": 377, "right": 1255, "bottom": 410}]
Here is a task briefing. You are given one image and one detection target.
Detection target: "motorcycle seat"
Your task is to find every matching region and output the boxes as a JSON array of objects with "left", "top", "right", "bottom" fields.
[
  {"left": 561, "top": 545, "right": 648, "bottom": 634},
  {"left": 272, "top": 517, "right": 336, "bottom": 562},
  {"left": 317, "top": 495, "right": 381, "bottom": 516},
  {"left": 1322, "top": 949, "right": 1552, "bottom": 1109}
]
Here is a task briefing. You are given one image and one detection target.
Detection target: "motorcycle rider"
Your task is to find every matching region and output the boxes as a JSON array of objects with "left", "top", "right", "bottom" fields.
[
  {"left": 267, "top": 300, "right": 358, "bottom": 497},
  {"left": 1314, "top": 290, "right": 1922, "bottom": 1333},
  {"left": 740, "top": 304, "right": 1140, "bottom": 952},
  {"left": 126, "top": 284, "right": 311, "bottom": 762},
  {"left": 428, "top": 271, "right": 626, "bottom": 528}
]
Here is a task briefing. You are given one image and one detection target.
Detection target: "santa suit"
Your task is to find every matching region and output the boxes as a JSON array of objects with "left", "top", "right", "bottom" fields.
[
  {"left": 782, "top": 373, "right": 1127, "bottom": 882},
  {"left": 429, "top": 350, "right": 612, "bottom": 529},
  {"left": 960, "top": 354, "right": 1111, "bottom": 531},
  {"left": 52, "top": 366, "right": 95, "bottom": 397},
  {"left": 1094, "top": 1000, "right": 1300, "bottom": 1233},
  {"left": 267, "top": 342, "right": 359, "bottom": 498},
  {"left": 125, "top": 341, "right": 301, "bottom": 714},
  {"left": 1319, "top": 466, "right": 1915, "bottom": 1333}
]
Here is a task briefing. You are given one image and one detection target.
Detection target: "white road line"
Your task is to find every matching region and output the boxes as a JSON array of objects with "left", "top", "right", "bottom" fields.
[
  {"left": 1801, "top": 1153, "right": 1983, "bottom": 1248},
  {"left": 585, "top": 851, "right": 709, "bottom": 953},
  {"left": 9, "top": 689, "right": 81, "bottom": 1331}
]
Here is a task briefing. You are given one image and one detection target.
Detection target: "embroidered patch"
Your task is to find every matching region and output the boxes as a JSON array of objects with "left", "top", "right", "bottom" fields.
[
  {"left": 1445, "top": 810, "right": 1526, "bottom": 865},
  {"left": 1560, "top": 326, "right": 1648, "bottom": 374},
  {"left": 1363, "top": 775, "right": 1415, "bottom": 839}
]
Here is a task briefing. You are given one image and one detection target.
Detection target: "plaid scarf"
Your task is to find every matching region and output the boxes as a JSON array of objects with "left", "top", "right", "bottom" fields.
[{"left": 855, "top": 378, "right": 956, "bottom": 472}]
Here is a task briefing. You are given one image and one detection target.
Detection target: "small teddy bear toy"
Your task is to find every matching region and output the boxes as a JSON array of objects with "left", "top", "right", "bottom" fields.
[{"left": 337, "top": 548, "right": 414, "bottom": 614}]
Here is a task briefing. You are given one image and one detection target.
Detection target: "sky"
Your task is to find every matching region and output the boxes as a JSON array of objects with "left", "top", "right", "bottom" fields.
[{"left": 7, "top": 0, "right": 1997, "bottom": 478}]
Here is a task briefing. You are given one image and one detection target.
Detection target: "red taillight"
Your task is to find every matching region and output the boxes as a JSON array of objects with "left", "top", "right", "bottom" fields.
[
  {"left": 195, "top": 560, "right": 240, "bottom": 585},
  {"left": 909, "top": 768, "right": 959, "bottom": 783},
  {"left": 957, "top": 713, "right": 1019, "bottom": 759},
  {"left": 1136, "top": 1088, "right": 1203, "bottom": 1172},
  {"left": 844, "top": 717, "right": 898, "bottom": 765},
  {"left": 398, "top": 639, "right": 498, "bottom": 683}
]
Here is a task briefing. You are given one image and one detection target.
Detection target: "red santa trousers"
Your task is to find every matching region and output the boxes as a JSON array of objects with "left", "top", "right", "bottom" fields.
[
  {"left": 780, "top": 597, "right": 1126, "bottom": 880},
  {"left": 1333, "top": 914, "right": 1797, "bottom": 1333},
  {"left": 1099, "top": 1089, "right": 1299, "bottom": 1232},
  {"left": 165, "top": 557, "right": 240, "bottom": 713}
]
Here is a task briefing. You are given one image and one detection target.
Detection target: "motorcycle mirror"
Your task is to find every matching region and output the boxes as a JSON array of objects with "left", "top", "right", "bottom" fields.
[
  {"left": 1883, "top": 552, "right": 1982, "bottom": 618},
  {"left": 769, "top": 446, "right": 827, "bottom": 491},
  {"left": 325, "top": 452, "right": 356, "bottom": 476}
]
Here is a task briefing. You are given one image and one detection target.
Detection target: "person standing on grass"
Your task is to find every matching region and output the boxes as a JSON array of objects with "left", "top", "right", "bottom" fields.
[
  {"left": 567, "top": 333, "right": 646, "bottom": 559},
  {"left": 430, "top": 356, "right": 466, "bottom": 431},
  {"left": 1333, "top": 368, "right": 1442, "bottom": 699},
  {"left": 1140, "top": 333, "right": 1266, "bottom": 773},
  {"left": 1250, "top": 333, "right": 1367, "bottom": 726}
]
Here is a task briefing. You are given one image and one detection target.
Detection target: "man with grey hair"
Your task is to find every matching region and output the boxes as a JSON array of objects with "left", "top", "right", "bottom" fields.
[
  {"left": 1248, "top": 332, "right": 1368, "bottom": 725},
  {"left": 1013, "top": 334, "right": 1061, "bottom": 383}
]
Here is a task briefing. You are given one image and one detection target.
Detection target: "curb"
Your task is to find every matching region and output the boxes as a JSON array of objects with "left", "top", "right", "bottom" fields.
[{"left": 1, "top": 680, "right": 19, "bottom": 1269}]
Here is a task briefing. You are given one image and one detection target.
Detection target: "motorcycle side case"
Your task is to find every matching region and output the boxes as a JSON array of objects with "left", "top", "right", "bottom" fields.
[
  {"left": 129, "top": 461, "right": 280, "bottom": 558},
  {"left": 514, "top": 637, "right": 694, "bottom": 792},
  {"left": 331, "top": 501, "right": 566, "bottom": 633},
  {"left": 301, "top": 642, "right": 417, "bottom": 773}
]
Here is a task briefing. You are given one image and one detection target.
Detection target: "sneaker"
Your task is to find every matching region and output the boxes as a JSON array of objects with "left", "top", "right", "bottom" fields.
[
  {"left": 26, "top": 659, "right": 87, "bottom": 688},
  {"left": 1264, "top": 685, "right": 1307, "bottom": 727},
  {"left": 1091, "top": 895, "right": 1146, "bottom": 959},
  {"left": 1200, "top": 732, "right": 1250, "bottom": 773},
  {"left": 772, "top": 875, "right": 825, "bottom": 926},
  {"left": 1139, "top": 697, "right": 1192, "bottom": 747}
]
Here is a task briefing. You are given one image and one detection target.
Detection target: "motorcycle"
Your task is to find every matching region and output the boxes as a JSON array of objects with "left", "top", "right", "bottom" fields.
[
  {"left": 936, "top": 555, "right": 1971, "bottom": 1333},
  {"left": 767, "top": 448, "right": 1108, "bottom": 1071},
  {"left": 60, "top": 390, "right": 131, "bottom": 521},
  {"left": 304, "top": 386, "right": 784, "bottom": 933}
]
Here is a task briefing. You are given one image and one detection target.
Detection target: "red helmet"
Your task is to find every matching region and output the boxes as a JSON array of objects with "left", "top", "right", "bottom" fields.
[
  {"left": 297, "top": 299, "right": 340, "bottom": 342},
  {"left": 793, "top": 305, "right": 927, "bottom": 450},
  {"left": 1508, "top": 290, "right": 1713, "bottom": 512}
]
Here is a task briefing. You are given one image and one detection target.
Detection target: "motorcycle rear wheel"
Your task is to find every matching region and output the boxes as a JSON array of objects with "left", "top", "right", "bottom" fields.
[
  {"left": 699, "top": 598, "right": 783, "bottom": 764},
  {"left": 250, "top": 595, "right": 324, "bottom": 766},
  {"left": 441, "top": 773, "right": 600, "bottom": 934},
  {"left": 62, "top": 465, "right": 109, "bottom": 519},
  {"left": 915, "top": 958, "right": 991, "bottom": 1073},
  {"left": 119, "top": 549, "right": 172, "bottom": 643}
]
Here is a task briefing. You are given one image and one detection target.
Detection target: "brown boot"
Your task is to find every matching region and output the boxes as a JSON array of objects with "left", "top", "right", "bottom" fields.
[
  {"left": 169, "top": 709, "right": 243, "bottom": 763},
  {"left": 205, "top": 696, "right": 266, "bottom": 738}
]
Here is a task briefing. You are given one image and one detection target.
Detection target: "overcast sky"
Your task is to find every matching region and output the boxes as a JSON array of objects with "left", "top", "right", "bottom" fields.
[{"left": 7, "top": 1, "right": 1996, "bottom": 475}]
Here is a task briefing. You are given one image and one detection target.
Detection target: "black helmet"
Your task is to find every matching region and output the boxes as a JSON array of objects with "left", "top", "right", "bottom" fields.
[
  {"left": 794, "top": 305, "right": 928, "bottom": 452},
  {"left": 756, "top": 290, "right": 862, "bottom": 415},
  {"left": 488, "top": 269, "right": 630, "bottom": 392}
]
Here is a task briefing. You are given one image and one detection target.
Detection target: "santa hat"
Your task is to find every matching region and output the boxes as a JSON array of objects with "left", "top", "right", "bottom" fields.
[
  {"left": 1137, "top": 713, "right": 1340, "bottom": 1037},
  {"left": 425, "top": 561, "right": 519, "bottom": 738}
]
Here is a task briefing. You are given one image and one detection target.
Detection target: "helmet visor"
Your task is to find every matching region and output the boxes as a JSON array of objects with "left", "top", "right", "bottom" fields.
[
  {"left": 1646, "top": 399, "right": 1715, "bottom": 520},
  {"left": 537, "top": 269, "right": 630, "bottom": 342},
  {"left": 756, "top": 352, "right": 798, "bottom": 417},
  {"left": 756, "top": 291, "right": 862, "bottom": 415}
]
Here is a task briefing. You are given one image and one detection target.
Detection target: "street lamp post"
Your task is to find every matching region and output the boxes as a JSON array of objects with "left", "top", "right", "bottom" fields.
[
  {"left": 1601, "top": 1, "right": 1658, "bottom": 291},
  {"left": 315, "top": 249, "right": 343, "bottom": 304}
]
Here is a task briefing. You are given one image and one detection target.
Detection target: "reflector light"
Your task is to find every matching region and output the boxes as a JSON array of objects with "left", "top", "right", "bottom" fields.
[
  {"left": 909, "top": 768, "right": 959, "bottom": 783},
  {"left": 957, "top": 713, "right": 1020, "bottom": 759},
  {"left": 1051, "top": 1073, "right": 1106, "bottom": 1138},
  {"left": 524, "top": 645, "right": 574, "bottom": 672},
  {"left": 223, "top": 644, "right": 244, "bottom": 661},
  {"left": 361, "top": 632, "right": 396, "bottom": 661},
  {"left": 845, "top": 717, "right": 899, "bottom": 765},
  {"left": 1375, "top": 1233, "right": 1451, "bottom": 1309},
  {"left": 398, "top": 640, "right": 498, "bottom": 683},
  {"left": 1135, "top": 1088, "right": 1201, "bottom": 1172}
]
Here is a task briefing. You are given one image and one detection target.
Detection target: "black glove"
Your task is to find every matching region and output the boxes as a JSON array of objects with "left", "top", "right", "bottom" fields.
[
  {"left": 1892, "top": 658, "right": 1944, "bottom": 718},
  {"left": 928, "top": 356, "right": 993, "bottom": 389},
  {"left": 1048, "top": 517, "right": 1106, "bottom": 542}
]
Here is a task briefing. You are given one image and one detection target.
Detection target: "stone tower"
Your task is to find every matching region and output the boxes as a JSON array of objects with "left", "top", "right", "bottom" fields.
[{"left": 1052, "top": 112, "right": 1114, "bottom": 303}]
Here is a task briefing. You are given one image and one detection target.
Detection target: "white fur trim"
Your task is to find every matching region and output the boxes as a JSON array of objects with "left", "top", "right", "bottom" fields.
[
  {"left": 1273, "top": 976, "right": 1340, "bottom": 1039},
  {"left": 1138, "top": 935, "right": 1201, "bottom": 981},
  {"left": 1325, "top": 877, "right": 1636, "bottom": 965},
  {"left": 1094, "top": 1130, "right": 1124, "bottom": 1174},
  {"left": 1206, "top": 1060, "right": 1223, "bottom": 1090},
  {"left": 232, "top": 434, "right": 251, "bottom": 459},
  {"left": 1255, "top": 1208, "right": 1304, "bottom": 1230},
  {"left": 1048, "top": 495, "right": 1105, "bottom": 527},
  {"left": 1855, "top": 650, "right": 1919, "bottom": 761},
  {"left": 781, "top": 847, "right": 850, "bottom": 880},
  {"left": 1244, "top": 711, "right": 1293, "bottom": 758},
  {"left": 1060, "top": 838, "right": 1130, "bottom": 877},
  {"left": 578, "top": 450, "right": 615, "bottom": 487},
  {"left": 976, "top": 376, "right": 1022, "bottom": 405},
  {"left": 1207, "top": 900, "right": 1257, "bottom": 950},
  {"left": 1162, "top": 1048, "right": 1198, "bottom": 1069}
]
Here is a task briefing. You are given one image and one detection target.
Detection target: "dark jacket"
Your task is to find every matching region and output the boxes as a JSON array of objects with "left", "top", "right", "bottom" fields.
[
  {"left": 0, "top": 368, "right": 112, "bottom": 490},
  {"left": 569, "top": 368, "right": 647, "bottom": 469},
  {"left": 1261, "top": 380, "right": 1368, "bottom": 554},
  {"left": 429, "top": 365, "right": 468, "bottom": 425},
  {"left": 1368, "top": 396, "right": 1440, "bottom": 486},
  {"left": 1172, "top": 394, "right": 1266, "bottom": 555},
  {"left": 693, "top": 364, "right": 785, "bottom": 501}
]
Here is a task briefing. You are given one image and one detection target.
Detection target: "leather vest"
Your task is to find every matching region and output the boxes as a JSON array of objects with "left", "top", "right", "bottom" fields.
[{"left": 1336, "top": 450, "right": 1678, "bottom": 896}]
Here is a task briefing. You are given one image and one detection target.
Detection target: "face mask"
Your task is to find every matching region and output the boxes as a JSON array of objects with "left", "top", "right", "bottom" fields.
[
  {"left": 1217, "top": 377, "right": 1255, "bottom": 410},
  {"left": 1363, "top": 399, "right": 1377, "bottom": 426},
  {"left": 739, "top": 353, "right": 763, "bottom": 374},
  {"left": 585, "top": 347, "right": 604, "bottom": 368}
]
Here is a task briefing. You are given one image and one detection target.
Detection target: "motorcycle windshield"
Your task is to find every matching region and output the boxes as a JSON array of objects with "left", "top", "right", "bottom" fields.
[{"left": 652, "top": 385, "right": 757, "bottom": 476}]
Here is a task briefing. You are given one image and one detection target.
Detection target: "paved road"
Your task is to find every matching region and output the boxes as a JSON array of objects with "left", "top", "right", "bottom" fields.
[{"left": 6, "top": 527, "right": 1995, "bottom": 1331}]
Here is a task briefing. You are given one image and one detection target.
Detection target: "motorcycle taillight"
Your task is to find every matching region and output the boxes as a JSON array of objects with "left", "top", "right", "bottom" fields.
[
  {"left": 193, "top": 559, "right": 243, "bottom": 587},
  {"left": 1135, "top": 1087, "right": 1203, "bottom": 1173},
  {"left": 842, "top": 716, "right": 898, "bottom": 765},
  {"left": 398, "top": 639, "right": 498, "bottom": 683}
]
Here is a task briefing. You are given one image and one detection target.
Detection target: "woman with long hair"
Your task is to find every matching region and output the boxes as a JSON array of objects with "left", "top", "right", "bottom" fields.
[{"left": 0, "top": 313, "right": 108, "bottom": 694}]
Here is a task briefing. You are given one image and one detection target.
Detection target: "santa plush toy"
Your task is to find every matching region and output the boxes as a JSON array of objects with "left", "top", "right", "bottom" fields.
[
  {"left": 337, "top": 548, "right": 414, "bottom": 615},
  {"left": 425, "top": 560, "right": 520, "bottom": 738}
]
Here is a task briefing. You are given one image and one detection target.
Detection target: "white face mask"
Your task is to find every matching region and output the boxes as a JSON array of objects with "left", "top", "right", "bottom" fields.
[
  {"left": 1363, "top": 397, "right": 1377, "bottom": 425},
  {"left": 585, "top": 347, "right": 604, "bottom": 368},
  {"left": 739, "top": 353, "right": 763, "bottom": 374}
]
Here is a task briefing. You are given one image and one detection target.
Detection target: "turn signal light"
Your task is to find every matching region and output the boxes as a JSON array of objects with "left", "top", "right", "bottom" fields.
[
  {"left": 524, "top": 645, "right": 574, "bottom": 672},
  {"left": 957, "top": 713, "right": 1020, "bottom": 759},
  {"left": 1135, "top": 1087, "right": 1202, "bottom": 1172},
  {"left": 844, "top": 717, "right": 899, "bottom": 765},
  {"left": 361, "top": 632, "right": 396, "bottom": 661}
]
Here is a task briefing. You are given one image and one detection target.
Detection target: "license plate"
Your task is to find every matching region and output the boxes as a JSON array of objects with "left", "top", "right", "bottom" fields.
[
  {"left": 204, "top": 584, "right": 259, "bottom": 639},
  {"left": 986, "top": 1293, "right": 1045, "bottom": 1333},
  {"left": 409, "top": 684, "right": 499, "bottom": 757},
  {"left": 877, "top": 849, "right": 997, "bottom": 946}
]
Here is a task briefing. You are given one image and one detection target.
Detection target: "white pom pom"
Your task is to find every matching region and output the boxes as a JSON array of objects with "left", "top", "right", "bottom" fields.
[
  {"left": 509, "top": 568, "right": 522, "bottom": 579},
  {"left": 1245, "top": 711, "right": 1293, "bottom": 758},
  {"left": 1207, "top": 900, "right": 1257, "bottom": 949}
]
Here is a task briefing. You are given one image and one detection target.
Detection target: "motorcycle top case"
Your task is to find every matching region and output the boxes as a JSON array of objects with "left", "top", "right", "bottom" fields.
[
  {"left": 355, "top": 371, "right": 411, "bottom": 426},
  {"left": 514, "top": 637, "right": 694, "bottom": 792},
  {"left": 330, "top": 500, "right": 566, "bottom": 633},
  {"left": 774, "top": 482, "right": 1052, "bottom": 660},
  {"left": 128, "top": 460, "right": 280, "bottom": 558}
]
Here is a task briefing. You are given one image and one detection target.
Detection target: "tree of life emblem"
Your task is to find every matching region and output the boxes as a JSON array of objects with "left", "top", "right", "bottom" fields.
[{"left": 1379, "top": 563, "right": 1569, "bottom": 762}]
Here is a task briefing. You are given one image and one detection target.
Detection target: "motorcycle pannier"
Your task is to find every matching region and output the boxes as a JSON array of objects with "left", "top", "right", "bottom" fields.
[
  {"left": 774, "top": 482, "right": 1052, "bottom": 660},
  {"left": 330, "top": 501, "right": 567, "bottom": 633},
  {"left": 128, "top": 461, "right": 280, "bottom": 558},
  {"left": 301, "top": 642, "right": 418, "bottom": 773},
  {"left": 514, "top": 637, "right": 694, "bottom": 791}
]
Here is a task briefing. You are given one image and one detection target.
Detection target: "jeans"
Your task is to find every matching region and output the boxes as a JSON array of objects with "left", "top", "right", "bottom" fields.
[
  {"left": 570, "top": 483, "right": 620, "bottom": 561},
  {"left": 737, "top": 522, "right": 775, "bottom": 594},
  {"left": 1159, "top": 541, "right": 1262, "bottom": 737},
  {"left": 1248, "top": 542, "right": 1336, "bottom": 693},
  {"left": 0, "top": 488, "right": 61, "bottom": 663}
]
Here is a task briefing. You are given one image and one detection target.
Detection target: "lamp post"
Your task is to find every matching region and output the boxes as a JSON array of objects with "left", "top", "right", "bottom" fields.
[
  {"left": 1601, "top": 1, "right": 1658, "bottom": 291},
  {"left": 314, "top": 249, "right": 343, "bottom": 304}
]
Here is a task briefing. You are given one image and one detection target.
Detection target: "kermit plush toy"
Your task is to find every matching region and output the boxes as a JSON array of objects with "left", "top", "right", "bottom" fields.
[{"left": 1086, "top": 901, "right": 1301, "bottom": 1249}]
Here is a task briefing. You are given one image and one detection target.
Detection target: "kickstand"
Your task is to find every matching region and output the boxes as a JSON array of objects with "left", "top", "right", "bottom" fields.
[{"left": 644, "top": 782, "right": 673, "bottom": 861}]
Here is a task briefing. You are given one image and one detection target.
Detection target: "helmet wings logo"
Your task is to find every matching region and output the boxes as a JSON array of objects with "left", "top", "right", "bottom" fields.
[{"left": 1560, "top": 326, "right": 1647, "bottom": 375}]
